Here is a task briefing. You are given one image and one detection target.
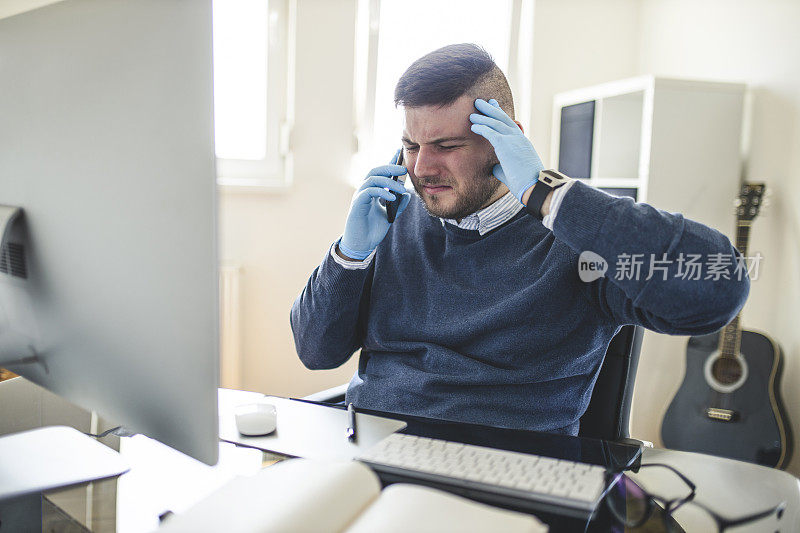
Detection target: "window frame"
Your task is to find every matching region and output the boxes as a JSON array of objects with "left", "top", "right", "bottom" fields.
[{"left": 215, "top": 0, "right": 296, "bottom": 193}]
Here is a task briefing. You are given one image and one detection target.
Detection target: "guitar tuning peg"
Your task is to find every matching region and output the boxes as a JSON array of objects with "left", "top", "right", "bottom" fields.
[
  {"left": 733, "top": 198, "right": 742, "bottom": 207},
  {"left": 762, "top": 196, "right": 771, "bottom": 207}
]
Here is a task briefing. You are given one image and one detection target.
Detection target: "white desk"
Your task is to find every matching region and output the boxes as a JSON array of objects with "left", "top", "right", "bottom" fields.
[
  {"left": 634, "top": 447, "right": 799, "bottom": 531},
  {"left": 1, "top": 381, "right": 798, "bottom": 532}
]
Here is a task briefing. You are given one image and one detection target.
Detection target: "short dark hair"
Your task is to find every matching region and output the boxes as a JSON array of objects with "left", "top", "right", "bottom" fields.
[{"left": 394, "top": 43, "right": 515, "bottom": 119}]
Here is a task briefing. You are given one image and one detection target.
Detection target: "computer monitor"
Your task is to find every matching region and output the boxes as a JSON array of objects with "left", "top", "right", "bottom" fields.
[{"left": 0, "top": 0, "right": 219, "bottom": 465}]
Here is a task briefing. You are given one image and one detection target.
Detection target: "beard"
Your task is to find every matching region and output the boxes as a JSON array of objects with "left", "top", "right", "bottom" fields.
[{"left": 411, "top": 155, "right": 502, "bottom": 220}]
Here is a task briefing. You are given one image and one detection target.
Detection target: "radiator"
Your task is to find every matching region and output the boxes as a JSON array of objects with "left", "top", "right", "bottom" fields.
[{"left": 219, "top": 264, "right": 242, "bottom": 389}]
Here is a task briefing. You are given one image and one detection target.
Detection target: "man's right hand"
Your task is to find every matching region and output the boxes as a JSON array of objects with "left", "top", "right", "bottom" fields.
[{"left": 338, "top": 156, "right": 410, "bottom": 261}]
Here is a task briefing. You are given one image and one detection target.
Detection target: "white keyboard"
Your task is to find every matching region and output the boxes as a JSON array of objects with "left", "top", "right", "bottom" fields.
[{"left": 357, "top": 433, "right": 607, "bottom": 513}]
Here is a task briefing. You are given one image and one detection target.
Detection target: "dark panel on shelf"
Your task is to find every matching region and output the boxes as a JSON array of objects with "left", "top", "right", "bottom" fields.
[{"left": 558, "top": 101, "right": 595, "bottom": 180}]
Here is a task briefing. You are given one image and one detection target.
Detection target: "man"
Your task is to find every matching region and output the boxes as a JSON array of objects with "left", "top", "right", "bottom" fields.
[{"left": 290, "top": 44, "right": 748, "bottom": 435}]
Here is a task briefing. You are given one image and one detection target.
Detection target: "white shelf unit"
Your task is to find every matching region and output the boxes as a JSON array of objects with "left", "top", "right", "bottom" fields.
[
  {"left": 550, "top": 75, "right": 746, "bottom": 236},
  {"left": 551, "top": 76, "right": 749, "bottom": 444}
]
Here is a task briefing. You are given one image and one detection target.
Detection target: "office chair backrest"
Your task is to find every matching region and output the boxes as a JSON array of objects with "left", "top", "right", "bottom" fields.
[
  {"left": 578, "top": 325, "right": 645, "bottom": 442},
  {"left": 308, "top": 324, "right": 646, "bottom": 443}
]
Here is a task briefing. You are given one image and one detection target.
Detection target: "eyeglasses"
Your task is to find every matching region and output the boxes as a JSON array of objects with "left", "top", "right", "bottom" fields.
[{"left": 602, "top": 463, "right": 785, "bottom": 532}]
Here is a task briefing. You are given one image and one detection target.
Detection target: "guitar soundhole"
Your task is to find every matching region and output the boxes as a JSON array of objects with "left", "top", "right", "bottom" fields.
[{"left": 711, "top": 358, "right": 743, "bottom": 385}]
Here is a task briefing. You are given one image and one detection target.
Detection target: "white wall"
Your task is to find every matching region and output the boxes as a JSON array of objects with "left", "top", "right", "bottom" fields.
[
  {"left": 631, "top": 0, "right": 800, "bottom": 475},
  {"left": 527, "top": 0, "right": 642, "bottom": 166},
  {"left": 0, "top": 0, "right": 60, "bottom": 18},
  {"left": 219, "top": 0, "right": 361, "bottom": 396}
]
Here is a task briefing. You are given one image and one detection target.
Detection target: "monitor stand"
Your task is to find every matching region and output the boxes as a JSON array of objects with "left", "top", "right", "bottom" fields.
[
  {"left": 0, "top": 376, "right": 129, "bottom": 513},
  {"left": 0, "top": 425, "right": 129, "bottom": 501}
]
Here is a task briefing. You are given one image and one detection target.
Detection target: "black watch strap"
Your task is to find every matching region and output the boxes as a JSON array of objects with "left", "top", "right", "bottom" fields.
[{"left": 525, "top": 170, "right": 571, "bottom": 221}]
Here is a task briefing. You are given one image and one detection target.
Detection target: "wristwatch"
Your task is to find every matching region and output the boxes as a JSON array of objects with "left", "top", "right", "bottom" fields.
[{"left": 524, "top": 169, "right": 571, "bottom": 220}]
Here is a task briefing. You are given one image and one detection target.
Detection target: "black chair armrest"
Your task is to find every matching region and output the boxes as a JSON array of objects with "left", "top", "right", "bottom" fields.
[
  {"left": 302, "top": 383, "right": 347, "bottom": 404},
  {"left": 618, "top": 437, "right": 653, "bottom": 448}
]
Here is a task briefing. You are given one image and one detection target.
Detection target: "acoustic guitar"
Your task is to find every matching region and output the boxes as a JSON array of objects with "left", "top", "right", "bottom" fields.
[{"left": 661, "top": 183, "right": 793, "bottom": 469}]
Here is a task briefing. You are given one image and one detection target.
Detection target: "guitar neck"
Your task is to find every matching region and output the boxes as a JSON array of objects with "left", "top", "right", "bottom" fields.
[
  {"left": 735, "top": 222, "right": 751, "bottom": 258},
  {"left": 719, "top": 314, "right": 742, "bottom": 358},
  {"left": 719, "top": 221, "right": 751, "bottom": 357}
]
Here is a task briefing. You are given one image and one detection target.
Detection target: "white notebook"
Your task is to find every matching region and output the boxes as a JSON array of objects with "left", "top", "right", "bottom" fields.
[{"left": 157, "top": 458, "right": 547, "bottom": 533}]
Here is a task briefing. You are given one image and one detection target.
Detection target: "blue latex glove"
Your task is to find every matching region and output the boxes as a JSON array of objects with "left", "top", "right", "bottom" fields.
[
  {"left": 469, "top": 98, "right": 544, "bottom": 203},
  {"left": 339, "top": 152, "right": 411, "bottom": 260}
]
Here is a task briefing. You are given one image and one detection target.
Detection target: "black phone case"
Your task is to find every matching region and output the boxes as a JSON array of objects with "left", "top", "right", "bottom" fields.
[{"left": 386, "top": 152, "right": 404, "bottom": 223}]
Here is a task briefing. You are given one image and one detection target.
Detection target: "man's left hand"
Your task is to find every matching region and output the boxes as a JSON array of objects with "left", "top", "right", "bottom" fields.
[{"left": 469, "top": 98, "right": 544, "bottom": 204}]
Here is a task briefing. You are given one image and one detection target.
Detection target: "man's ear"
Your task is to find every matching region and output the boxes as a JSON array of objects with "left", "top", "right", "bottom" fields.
[{"left": 515, "top": 120, "right": 524, "bottom": 134}]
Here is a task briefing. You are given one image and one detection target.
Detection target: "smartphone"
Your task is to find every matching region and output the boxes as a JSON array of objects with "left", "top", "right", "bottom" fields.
[{"left": 386, "top": 149, "right": 405, "bottom": 223}]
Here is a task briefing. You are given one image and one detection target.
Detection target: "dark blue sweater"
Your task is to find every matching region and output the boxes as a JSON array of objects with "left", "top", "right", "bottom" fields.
[{"left": 290, "top": 181, "right": 749, "bottom": 435}]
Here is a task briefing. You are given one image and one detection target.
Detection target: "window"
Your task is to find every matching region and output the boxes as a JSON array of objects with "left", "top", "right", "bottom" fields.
[
  {"left": 352, "top": 0, "right": 532, "bottom": 185},
  {"left": 213, "top": 0, "right": 294, "bottom": 190}
]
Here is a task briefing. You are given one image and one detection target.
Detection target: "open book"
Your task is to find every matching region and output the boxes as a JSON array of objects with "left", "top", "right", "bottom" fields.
[{"left": 158, "top": 458, "right": 547, "bottom": 533}]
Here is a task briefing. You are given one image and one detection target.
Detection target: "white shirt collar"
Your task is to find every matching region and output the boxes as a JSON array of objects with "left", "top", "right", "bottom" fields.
[{"left": 441, "top": 191, "right": 524, "bottom": 235}]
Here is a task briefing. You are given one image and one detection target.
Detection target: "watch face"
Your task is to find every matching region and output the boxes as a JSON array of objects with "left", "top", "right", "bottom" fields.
[{"left": 539, "top": 170, "right": 569, "bottom": 188}]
